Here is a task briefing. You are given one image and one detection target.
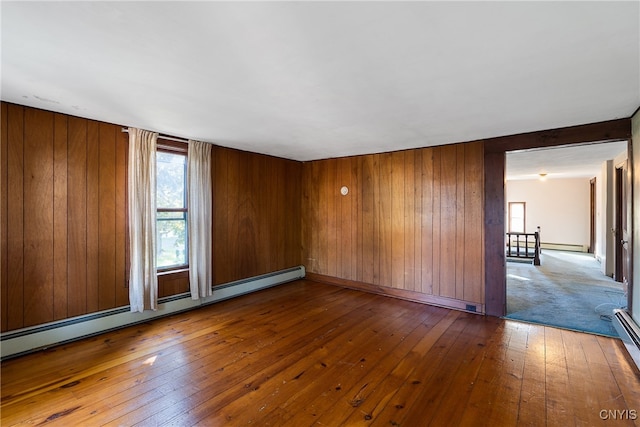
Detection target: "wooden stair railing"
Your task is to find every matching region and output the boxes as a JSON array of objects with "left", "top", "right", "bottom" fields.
[{"left": 506, "top": 227, "right": 541, "bottom": 265}]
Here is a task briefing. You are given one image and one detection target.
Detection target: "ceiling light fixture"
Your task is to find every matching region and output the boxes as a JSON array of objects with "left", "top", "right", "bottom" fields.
[{"left": 539, "top": 173, "right": 548, "bottom": 181}]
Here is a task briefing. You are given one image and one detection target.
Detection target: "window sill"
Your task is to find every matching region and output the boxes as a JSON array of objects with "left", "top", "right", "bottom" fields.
[{"left": 157, "top": 267, "right": 189, "bottom": 277}]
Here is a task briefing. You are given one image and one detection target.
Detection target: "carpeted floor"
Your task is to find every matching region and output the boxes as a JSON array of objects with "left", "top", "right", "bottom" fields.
[{"left": 505, "top": 250, "right": 626, "bottom": 337}]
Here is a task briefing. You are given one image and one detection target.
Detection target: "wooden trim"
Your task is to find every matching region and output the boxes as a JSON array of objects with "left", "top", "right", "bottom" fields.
[
  {"left": 483, "top": 118, "right": 632, "bottom": 317},
  {"left": 305, "top": 272, "right": 484, "bottom": 314},
  {"left": 484, "top": 150, "right": 506, "bottom": 317},
  {"left": 484, "top": 118, "right": 631, "bottom": 153}
]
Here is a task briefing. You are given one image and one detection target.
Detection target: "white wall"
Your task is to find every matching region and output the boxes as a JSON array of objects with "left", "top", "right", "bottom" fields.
[{"left": 506, "top": 178, "right": 590, "bottom": 249}]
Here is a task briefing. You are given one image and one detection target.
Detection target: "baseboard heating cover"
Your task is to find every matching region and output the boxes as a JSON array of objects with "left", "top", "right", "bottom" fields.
[
  {"left": 612, "top": 309, "right": 640, "bottom": 370},
  {"left": 1, "top": 266, "right": 305, "bottom": 360}
]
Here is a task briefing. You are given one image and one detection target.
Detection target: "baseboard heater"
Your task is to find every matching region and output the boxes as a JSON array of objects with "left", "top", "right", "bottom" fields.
[
  {"left": 540, "top": 242, "right": 588, "bottom": 252},
  {"left": 1, "top": 266, "right": 305, "bottom": 360},
  {"left": 612, "top": 309, "right": 640, "bottom": 370}
]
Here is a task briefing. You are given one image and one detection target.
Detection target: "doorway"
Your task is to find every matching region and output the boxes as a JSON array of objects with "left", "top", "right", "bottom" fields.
[{"left": 502, "top": 141, "right": 629, "bottom": 336}]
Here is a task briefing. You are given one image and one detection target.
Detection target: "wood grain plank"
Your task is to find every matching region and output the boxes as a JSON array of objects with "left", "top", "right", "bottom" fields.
[
  {"left": 431, "top": 147, "right": 442, "bottom": 296},
  {"left": 316, "top": 160, "right": 329, "bottom": 275},
  {"left": 98, "top": 123, "right": 116, "bottom": 310},
  {"left": 7, "top": 104, "right": 25, "bottom": 330},
  {"left": 464, "top": 141, "right": 484, "bottom": 305},
  {"left": 390, "top": 151, "right": 404, "bottom": 289},
  {"left": 413, "top": 149, "right": 422, "bottom": 293},
  {"left": 403, "top": 150, "right": 415, "bottom": 292},
  {"left": 378, "top": 153, "right": 392, "bottom": 287},
  {"left": 361, "top": 154, "right": 375, "bottom": 284},
  {"left": 484, "top": 150, "right": 506, "bottom": 316},
  {"left": 115, "top": 128, "right": 128, "bottom": 306},
  {"left": 67, "top": 117, "right": 88, "bottom": 316},
  {"left": 1, "top": 103, "right": 10, "bottom": 331},
  {"left": 268, "top": 157, "right": 284, "bottom": 271},
  {"left": 338, "top": 156, "right": 353, "bottom": 280},
  {"left": 439, "top": 144, "right": 457, "bottom": 299},
  {"left": 249, "top": 153, "right": 265, "bottom": 275},
  {"left": 23, "top": 107, "right": 54, "bottom": 327},
  {"left": 515, "top": 324, "right": 546, "bottom": 425},
  {"left": 421, "top": 147, "right": 434, "bottom": 295},
  {"left": 352, "top": 156, "right": 362, "bottom": 281},
  {"left": 53, "top": 113, "right": 68, "bottom": 320},
  {"left": 455, "top": 144, "right": 466, "bottom": 300},
  {"left": 86, "top": 120, "right": 100, "bottom": 313},
  {"left": 212, "top": 146, "right": 229, "bottom": 285},
  {"left": 326, "top": 158, "right": 338, "bottom": 278},
  {"left": 543, "top": 327, "right": 573, "bottom": 426}
]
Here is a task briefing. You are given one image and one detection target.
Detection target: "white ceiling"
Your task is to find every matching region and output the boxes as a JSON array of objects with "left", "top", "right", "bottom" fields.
[
  {"left": 506, "top": 140, "right": 629, "bottom": 181},
  {"left": 2, "top": 2, "right": 639, "bottom": 162}
]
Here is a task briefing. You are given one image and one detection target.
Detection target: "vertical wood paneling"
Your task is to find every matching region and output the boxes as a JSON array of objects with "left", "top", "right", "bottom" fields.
[
  {"left": 86, "top": 121, "right": 100, "bottom": 313},
  {"left": 213, "top": 147, "right": 302, "bottom": 285},
  {"left": 249, "top": 153, "right": 266, "bottom": 275},
  {"left": 412, "top": 150, "right": 422, "bottom": 291},
  {"left": 421, "top": 148, "right": 434, "bottom": 294},
  {"left": 390, "top": 151, "right": 404, "bottom": 289},
  {"left": 98, "top": 123, "right": 116, "bottom": 310},
  {"left": 53, "top": 114, "right": 68, "bottom": 320},
  {"left": 2, "top": 103, "right": 303, "bottom": 331},
  {"left": 213, "top": 147, "right": 229, "bottom": 284},
  {"left": 455, "top": 144, "right": 466, "bottom": 300},
  {"left": 23, "top": 108, "right": 54, "bottom": 327},
  {"left": 352, "top": 157, "right": 362, "bottom": 281},
  {"left": 379, "top": 153, "right": 392, "bottom": 286},
  {"left": 439, "top": 145, "right": 457, "bottom": 299},
  {"left": 67, "top": 117, "right": 88, "bottom": 317},
  {"left": 403, "top": 150, "right": 416, "bottom": 292},
  {"left": 361, "top": 155, "right": 375, "bottom": 284},
  {"left": 307, "top": 161, "right": 321, "bottom": 274},
  {"left": 431, "top": 147, "right": 442, "bottom": 296},
  {"left": 115, "top": 130, "right": 128, "bottom": 307},
  {"left": 270, "top": 158, "right": 284, "bottom": 271},
  {"left": 302, "top": 143, "right": 485, "bottom": 311},
  {"left": 465, "top": 142, "right": 484, "bottom": 303},
  {"left": 6, "top": 104, "right": 24, "bottom": 330},
  {"left": 484, "top": 150, "right": 506, "bottom": 316},
  {"left": 1, "top": 104, "right": 9, "bottom": 331},
  {"left": 326, "top": 159, "right": 337, "bottom": 278},
  {"left": 338, "top": 157, "right": 352, "bottom": 280}
]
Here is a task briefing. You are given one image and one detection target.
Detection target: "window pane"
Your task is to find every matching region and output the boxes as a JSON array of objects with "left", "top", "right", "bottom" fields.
[
  {"left": 509, "top": 202, "right": 525, "bottom": 233},
  {"left": 157, "top": 218, "right": 187, "bottom": 269},
  {"left": 157, "top": 152, "right": 186, "bottom": 209}
]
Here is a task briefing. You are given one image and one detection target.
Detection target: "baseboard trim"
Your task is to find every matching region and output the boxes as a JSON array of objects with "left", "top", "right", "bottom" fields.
[
  {"left": 0, "top": 266, "right": 305, "bottom": 360},
  {"left": 306, "top": 272, "right": 484, "bottom": 315}
]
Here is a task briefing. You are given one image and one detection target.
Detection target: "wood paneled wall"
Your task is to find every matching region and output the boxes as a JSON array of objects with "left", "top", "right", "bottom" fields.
[
  {"left": 1, "top": 103, "right": 129, "bottom": 330},
  {"left": 212, "top": 146, "right": 301, "bottom": 285},
  {"left": 302, "top": 142, "right": 485, "bottom": 311},
  {"left": 1, "top": 103, "right": 302, "bottom": 332}
]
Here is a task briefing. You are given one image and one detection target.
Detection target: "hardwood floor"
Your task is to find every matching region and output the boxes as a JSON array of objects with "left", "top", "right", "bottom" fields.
[{"left": 2, "top": 280, "right": 639, "bottom": 426}]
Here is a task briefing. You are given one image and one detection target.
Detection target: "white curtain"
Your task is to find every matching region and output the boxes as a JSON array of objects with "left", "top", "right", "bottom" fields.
[
  {"left": 128, "top": 128, "right": 159, "bottom": 312},
  {"left": 188, "top": 140, "right": 213, "bottom": 299}
]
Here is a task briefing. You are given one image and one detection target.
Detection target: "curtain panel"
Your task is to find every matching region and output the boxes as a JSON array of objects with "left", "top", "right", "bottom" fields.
[
  {"left": 128, "top": 128, "right": 159, "bottom": 312},
  {"left": 187, "top": 140, "right": 213, "bottom": 299}
]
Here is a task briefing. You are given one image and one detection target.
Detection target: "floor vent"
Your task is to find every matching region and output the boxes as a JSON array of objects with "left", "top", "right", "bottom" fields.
[{"left": 612, "top": 309, "right": 640, "bottom": 370}]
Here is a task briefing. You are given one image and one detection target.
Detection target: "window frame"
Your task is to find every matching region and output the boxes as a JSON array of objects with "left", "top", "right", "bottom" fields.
[{"left": 156, "top": 139, "right": 189, "bottom": 273}]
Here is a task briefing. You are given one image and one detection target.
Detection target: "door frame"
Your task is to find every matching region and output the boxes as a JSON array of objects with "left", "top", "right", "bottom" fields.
[{"left": 483, "top": 118, "right": 632, "bottom": 317}]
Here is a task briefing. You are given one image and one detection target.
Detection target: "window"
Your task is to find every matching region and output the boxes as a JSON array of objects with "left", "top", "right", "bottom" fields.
[
  {"left": 508, "top": 202, "right": 526, "bottom": 233},
  {"left": 156, "top": 148, "right": 188, "bottom": 270}
]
